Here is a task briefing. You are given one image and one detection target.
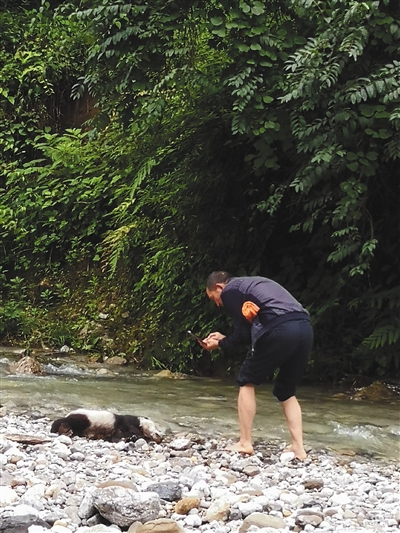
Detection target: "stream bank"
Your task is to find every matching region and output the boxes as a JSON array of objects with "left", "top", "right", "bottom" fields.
[{"left": 0, "top": 412, "right": 399, "bottom": 533}]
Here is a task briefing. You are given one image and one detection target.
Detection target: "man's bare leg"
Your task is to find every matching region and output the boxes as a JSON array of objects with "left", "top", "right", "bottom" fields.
[
  {"left": 225, "top": 384, "right": 255, "bottom": 454},
  {"left": 281, "top": 395, "right": 307, "bottom": 460}
]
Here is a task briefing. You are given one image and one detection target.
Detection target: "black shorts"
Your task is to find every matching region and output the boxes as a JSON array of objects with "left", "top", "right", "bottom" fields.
[{"left": 236, "top": 319, "right": 313, "bottom": 402}]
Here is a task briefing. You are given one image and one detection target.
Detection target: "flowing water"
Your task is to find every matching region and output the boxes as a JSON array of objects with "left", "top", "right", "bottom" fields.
[{"left": 1, "top": 348, "right": 399, "bottom": 462}]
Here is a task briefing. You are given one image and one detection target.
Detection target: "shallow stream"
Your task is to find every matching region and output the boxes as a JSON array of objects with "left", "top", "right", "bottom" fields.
[{"left": 1, "top": 348, "right": 399, "bottom": 462}]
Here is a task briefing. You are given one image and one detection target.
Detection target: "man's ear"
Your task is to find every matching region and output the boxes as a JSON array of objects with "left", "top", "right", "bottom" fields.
[{"left": 215, "top": 283, "right": 225, "bottom": 291}]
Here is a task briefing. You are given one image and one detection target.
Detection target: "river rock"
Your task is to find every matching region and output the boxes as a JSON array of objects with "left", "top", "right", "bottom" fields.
[
  {"left": 78, "top": 487, "right": 96, "bottom": 519},
  {"left": 350, "top": 380, "right": 399, "bottom": 401},
  {"left": 174, "top": 497, "right": 200, "bottom": 514},
  {"left": 239, "top": 512, "right": 286, "bottom": 531},
  {"left": 0, "top": 471, "right": 14, "bottom": 486},
  {"left": 133, "top": 518, "right": 186, "bottom": 532},
  {"left": 303, "top": 479, "right": 324, "bottom": 490},
  {"left": 279, "top": 451, "right": 295, "bottom": 463},
  {"left": 295, "top": 511, "right": 324, "bottom": 527},
  {"left": 8, "top": 356, "right": 44, "bottom": 375},
  {"left": 0, "top": 515, "right": 51, "bottom": 532},
  {"left": 153, "top": 370, "right": 189, "bottom": 379},
  {"left": 169, "top": 438, "right": 192, "bottom": 451},
  {"left": 204, "top": 497, "right": 230, "bottom": 522},
  {"left": 104, "top": 356, "right": 126, "bottom": 366},
  {"left": 145, "top": 481, "right": 182, "bottom": 501},
  {"left": 92, "top": 487, "right": 160, "bottom": 527},
  {"left": 76, "top": 526, "right": 120, "bottom": 533},
  {"left": 0, "top": 487, "right": 18, "bottom": 506}
]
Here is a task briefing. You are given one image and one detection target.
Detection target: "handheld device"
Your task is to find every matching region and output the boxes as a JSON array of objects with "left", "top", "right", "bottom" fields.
[{"left": 187, "top": 330, "right": 203, "bottom": 342}]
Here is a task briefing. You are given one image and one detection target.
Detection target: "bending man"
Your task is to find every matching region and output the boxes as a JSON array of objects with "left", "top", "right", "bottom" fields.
[{"left": 202, "top": 271, "right": 313, "bottom": 460}]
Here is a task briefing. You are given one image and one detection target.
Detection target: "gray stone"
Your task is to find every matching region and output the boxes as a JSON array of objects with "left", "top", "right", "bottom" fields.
[
  {"left": 0, "top": 515, "right": 51, "bottom": 532},
  {"left": 93, "top": 487, "right": 161, "bottom": 527},
  {"left": 78, "top": 487, "right": 96, "bottom": 519},
  {"left": 86, "top": 514, "right": 103, "bottom": 527},
  {"left": 243, "top": 466, "right": 260, "bottom": 477},
  {"left": 145, "top": 482, "right": 182, "bottom": 502},
  {"left": 168, "top": 438, "right": 192, "bottom": 451}
]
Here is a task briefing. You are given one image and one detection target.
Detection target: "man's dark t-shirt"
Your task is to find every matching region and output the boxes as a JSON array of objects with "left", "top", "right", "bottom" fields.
[{"left": 218, "top": 277, "right": 310, "bottom": 353}]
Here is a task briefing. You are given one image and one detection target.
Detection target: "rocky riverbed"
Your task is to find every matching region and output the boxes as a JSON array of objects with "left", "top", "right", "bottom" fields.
[{"left": 0, "top": 411, "right": 399, "bottom": 533}]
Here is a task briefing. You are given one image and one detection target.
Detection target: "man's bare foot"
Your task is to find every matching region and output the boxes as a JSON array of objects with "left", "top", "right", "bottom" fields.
[
  {"left": 283, "top": 444, "right": 307, "bottom": 460},
  {"left": 225, "top": 441, "right": 254, "bottom": 454}
]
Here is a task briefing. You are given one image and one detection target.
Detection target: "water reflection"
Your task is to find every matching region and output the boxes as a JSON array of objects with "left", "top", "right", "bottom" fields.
[{"left": 0, "top": 352, "right": 399, "bottom": 462}]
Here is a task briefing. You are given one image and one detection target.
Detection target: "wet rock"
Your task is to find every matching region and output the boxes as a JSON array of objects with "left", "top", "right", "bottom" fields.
[
  {"left": 103, "top": 357, "right": 126, "bottom": 366},
  {"left": 350, "top": 380, "right": 399, "bottom": 401},
  {"left": 95, "top": 368, "right": 112, "bottom": 376},
  {"left": 59, "top": 345, "right": 73, "bottom": 353},
  {"left": 153, "top": 370, "right": 188, "bottom": 380},
  {"left": 8, "top": 356, "right": 44, "bottom": 375}
]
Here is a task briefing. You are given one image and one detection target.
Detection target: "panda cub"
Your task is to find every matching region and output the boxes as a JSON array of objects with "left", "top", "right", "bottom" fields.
[{"left": 50, "top": 408, "right": 163, "bottom": 443}]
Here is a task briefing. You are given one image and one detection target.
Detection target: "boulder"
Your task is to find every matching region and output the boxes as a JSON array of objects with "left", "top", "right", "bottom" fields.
[{"left": 93, "top": 487, "right": 160, "bottom": 527}]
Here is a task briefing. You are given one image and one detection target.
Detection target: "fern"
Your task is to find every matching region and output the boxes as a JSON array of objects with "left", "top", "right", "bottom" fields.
[
  {"left": 362, "top": 325, "right": 400, "bottom": 350},
  {"left": 129, "top": 157, "right": 157, "bottom": 199},
  {"left": 101, "top": 224, "right": 133, "bottom": 275}
]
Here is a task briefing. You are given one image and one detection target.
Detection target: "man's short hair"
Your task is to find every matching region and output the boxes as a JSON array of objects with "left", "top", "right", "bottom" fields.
[{"left": 206, "top": 271, "right": 232, "bottom": 290}]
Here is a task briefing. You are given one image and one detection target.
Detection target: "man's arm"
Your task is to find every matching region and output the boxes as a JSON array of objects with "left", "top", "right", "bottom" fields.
[{"left": 218, "top": 288, "right": 251, "bottom": 352}]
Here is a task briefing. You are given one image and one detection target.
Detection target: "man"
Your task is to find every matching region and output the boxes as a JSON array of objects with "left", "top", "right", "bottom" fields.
[{"left": 201, "top": 271, "right": 313, "bottom": 460}]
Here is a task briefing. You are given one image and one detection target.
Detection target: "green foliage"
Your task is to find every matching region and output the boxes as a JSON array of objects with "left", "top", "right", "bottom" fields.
[
  {"left": 0, "top": 0, "right": 399, "bottom": 379},
  {"left": 363, "top": 325, "right": 400, "bottom": 350},
  {"left": 0, "top": 1, "right": 88, "bottom": 165},
  {"left": 1, "top": 128, "right": 118, "bottom": 271}
]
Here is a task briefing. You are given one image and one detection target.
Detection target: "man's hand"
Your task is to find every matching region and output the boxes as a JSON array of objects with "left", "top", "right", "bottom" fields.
[{"left": 201, "top": 332, "right": 226, "bottom": 351}]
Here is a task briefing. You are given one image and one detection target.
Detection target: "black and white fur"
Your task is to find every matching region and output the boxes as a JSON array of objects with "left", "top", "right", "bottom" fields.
[{"left": 50, "top": 409, "right": 163, "bottom": 443}]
